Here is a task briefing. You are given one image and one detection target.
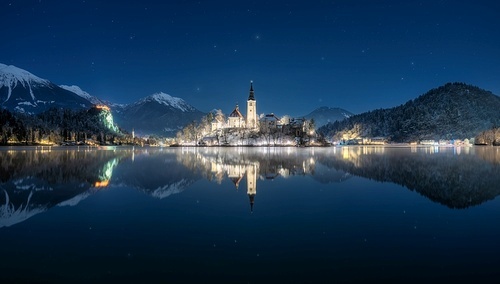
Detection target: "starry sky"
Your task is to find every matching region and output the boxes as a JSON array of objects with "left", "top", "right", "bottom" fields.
[{"left": 1, "top": 0, "right": 499, "bottom": 116}]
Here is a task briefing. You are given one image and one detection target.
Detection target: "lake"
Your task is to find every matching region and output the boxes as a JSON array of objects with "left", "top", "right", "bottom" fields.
[{"left": 1, "top": 146, "right": 499, "bottom": 283}]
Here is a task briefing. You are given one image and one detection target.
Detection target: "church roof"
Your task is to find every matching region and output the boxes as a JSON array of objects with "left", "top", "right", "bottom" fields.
[
  {"left": 261, "top": 113, "right": 280, "bottom": 120},
  {"left": 229, "top": 105, "right": 244, "bottom": 118},
  {"left": 230, "top": 175, "right": 243, "bottom": 189}
]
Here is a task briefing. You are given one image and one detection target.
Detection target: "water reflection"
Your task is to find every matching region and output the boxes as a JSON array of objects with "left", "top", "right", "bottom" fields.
[
  {"left": 316, "top": 146, "right": 500, "bottom": 208},
  {"left": 0, "top": 148, "right": 125, "bottom": 227},
  {"left": 1, "top": 146, "right": 499, "bottom": 227}
]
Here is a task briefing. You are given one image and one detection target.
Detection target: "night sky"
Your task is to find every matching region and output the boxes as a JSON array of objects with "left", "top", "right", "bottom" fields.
[{"left": 2, "top": 1, "right": 499, "bottom": 116}]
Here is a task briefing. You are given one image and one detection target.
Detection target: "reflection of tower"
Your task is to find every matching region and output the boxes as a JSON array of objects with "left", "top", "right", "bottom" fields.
[
  {"left": 228, "top": 165, "right": 244, "bottom": 190},
  {"left": 246, "top": 81, "right": 257, "bottom": 129},
  {"left": 246, "top": 163, "right": 257, "bottom": 212}
]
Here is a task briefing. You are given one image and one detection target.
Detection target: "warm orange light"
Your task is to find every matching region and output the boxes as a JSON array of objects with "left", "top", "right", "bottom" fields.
[
  {"left": 95, "top": 180, "right": 110, "bottom": 187},
  {"left": 96, "top": 105, "right": 110, "bottom": 111}
]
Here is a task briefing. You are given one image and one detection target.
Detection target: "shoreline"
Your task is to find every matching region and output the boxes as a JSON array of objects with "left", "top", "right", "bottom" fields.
[{"left": 1, "top": 143, "right": 495, "bottom": 149}]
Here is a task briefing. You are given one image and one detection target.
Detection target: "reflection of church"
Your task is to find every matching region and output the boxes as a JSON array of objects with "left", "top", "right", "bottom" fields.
[
  {"left": 247, "top": 163, "right": 257, "bottom": 212},
  {"left": 225, "top": 163, "right": 259, "bottom": 211},
  {"left": 199, "top": 148, "right": 318, "bottom": 212}
]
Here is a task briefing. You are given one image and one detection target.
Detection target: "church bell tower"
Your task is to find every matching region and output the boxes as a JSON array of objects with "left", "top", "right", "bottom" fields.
[{"left": 246, "top": 81, "right": 257, "bottom": 129}]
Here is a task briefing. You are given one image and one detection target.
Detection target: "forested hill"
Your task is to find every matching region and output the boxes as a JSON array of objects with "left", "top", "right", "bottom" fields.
[
  {"left": 0, "top": 107, "right": 123, "bottom": 145},
  {"left": 318, "top": 82, "right": 500, "bottom": 143}
]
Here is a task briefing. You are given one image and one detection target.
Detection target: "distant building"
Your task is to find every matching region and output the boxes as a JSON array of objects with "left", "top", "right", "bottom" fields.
[
  {"left": 211, "top": 115, "right": 225, "bottom": 132},
  {"left": 210, "top": 81, "right": 309, "bottom": 136},
  {"left": 260, "top": 113, "right": 281, "bottom": 132}
]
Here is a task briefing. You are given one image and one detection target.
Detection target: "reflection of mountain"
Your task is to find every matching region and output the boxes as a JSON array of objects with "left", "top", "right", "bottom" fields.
[
  {"left": 314, "top": 146, "right": 500, "bottom": 208},
  {"left": 113, "top": 150, "right": 200, "bottom": 199},
  {"left": 311, "top": 163, "right": 352, "bottom": 184},
  {"left": 187, "top": 146, "right": 500, "bottom": 209},
  {"left": 0, "top": 149, "right": 123, "bottom": 227}
]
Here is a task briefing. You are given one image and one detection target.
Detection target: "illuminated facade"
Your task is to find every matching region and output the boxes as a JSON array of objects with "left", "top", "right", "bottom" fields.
[
  {"left": 246, "top": 81, "right": 257, "bottom": 129},
  {"left": 213, "top": 81, "right": 258, "bottom": 130},
  {"left": 228, "top": 105, "right": 245, "bottom": 128}
]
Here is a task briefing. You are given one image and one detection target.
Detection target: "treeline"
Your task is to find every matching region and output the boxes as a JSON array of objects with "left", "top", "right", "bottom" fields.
[
  {"left": 318, "top": 82, "right": 500, "bottom": 143},
  {"left": 475, "top": 127, "right": 500, "bottom": 145},
  {"left": 0, "top": 107, "right": 129, "bottom": 145}
]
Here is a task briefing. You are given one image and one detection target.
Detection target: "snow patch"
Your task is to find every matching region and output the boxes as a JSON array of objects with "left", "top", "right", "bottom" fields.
[
  {"left": 0, "top": 190, "right": 46, "bottom": 228},
  {"left": 18, "top": 101, "right": 36, "bottom": 106},
  {"left": 149, "top": 179, "right": 189, "bottom": 199},
  {"left": 14, "top": 106, "right": 26, "bottom": 113},
  {"left": 57, "top": 191, "right": 92, "bottom": 207}
]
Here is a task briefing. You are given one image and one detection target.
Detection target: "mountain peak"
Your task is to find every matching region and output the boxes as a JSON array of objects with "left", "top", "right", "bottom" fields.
[
  {"left": 0, "top": 63, "right": 92, "bottom": 113},
  {"left": 0, "top": 63, "right": 49, "bottom": 89},
  {"left": 139, "top": 92, "right": 194, "bottom": 112},
  {"left": 114, "top": 92, "right": 205, "bottom": 136},
  {"left": 303, "top": 106, "right": 353, "bottom": 128}
]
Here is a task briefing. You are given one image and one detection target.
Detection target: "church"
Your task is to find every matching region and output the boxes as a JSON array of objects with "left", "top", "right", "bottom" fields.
[{"left": 212, "top": 81, "right": 258, "bottom": 131}]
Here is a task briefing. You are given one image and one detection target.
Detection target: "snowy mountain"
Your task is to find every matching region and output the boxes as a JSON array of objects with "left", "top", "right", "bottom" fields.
[
  {"left": 113, "top": 92, "right": 205, "bottom": 136},
  {"left": 59, "top": 84, "right": 104, "bottom": 105},
  {"left": 0, "top": 63, "right": 206, "bottom": 137},
  {"left": 0, "top": 63, "right": 93, "bottom": 113},
  {"left": 141, "top": 92, "right": 197, "bottom": 112},
  {"left": 303, "top": 106, "right": 353, "bottom": 128}
]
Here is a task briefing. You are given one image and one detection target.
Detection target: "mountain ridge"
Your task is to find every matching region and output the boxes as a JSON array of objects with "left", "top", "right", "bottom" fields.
[
  {"left": 112, "top": 92, "right": 206, "bottom": 136},
  {"left": 318, "top": 82, "right": 500, "bottom": 142},
  {"left": 302, "top": 106, "right": 353, "bottom": 128},
  {"left": 0, "top": 63, "right": 206, "bottom": 136},
  {"left": 0, "top": 63, "right": 93, "bottom": 113}
]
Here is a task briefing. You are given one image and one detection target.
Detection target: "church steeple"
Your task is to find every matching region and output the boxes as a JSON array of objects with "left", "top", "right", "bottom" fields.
[
  {"left": 249, "top": 194, "right": 255, "bottom": 212},
  {"left": 248, "top": 80, "right": 255, "bottom": 101}
]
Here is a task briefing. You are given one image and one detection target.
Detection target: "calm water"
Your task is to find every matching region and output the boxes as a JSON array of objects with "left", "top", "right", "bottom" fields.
[{"left": 1, "top": 146, "right": 499, "bottom": 283}]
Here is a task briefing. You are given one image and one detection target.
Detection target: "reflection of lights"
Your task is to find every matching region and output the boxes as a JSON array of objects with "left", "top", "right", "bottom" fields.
[
  {"left": 35, "top": 145, "right": 53, "bottom": 153},
  {"left": 94, "top": 158, "right": 119, "bottom": 188},
  {"left": 342, "top": 147, "right": 350, "bottom": 159}
]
